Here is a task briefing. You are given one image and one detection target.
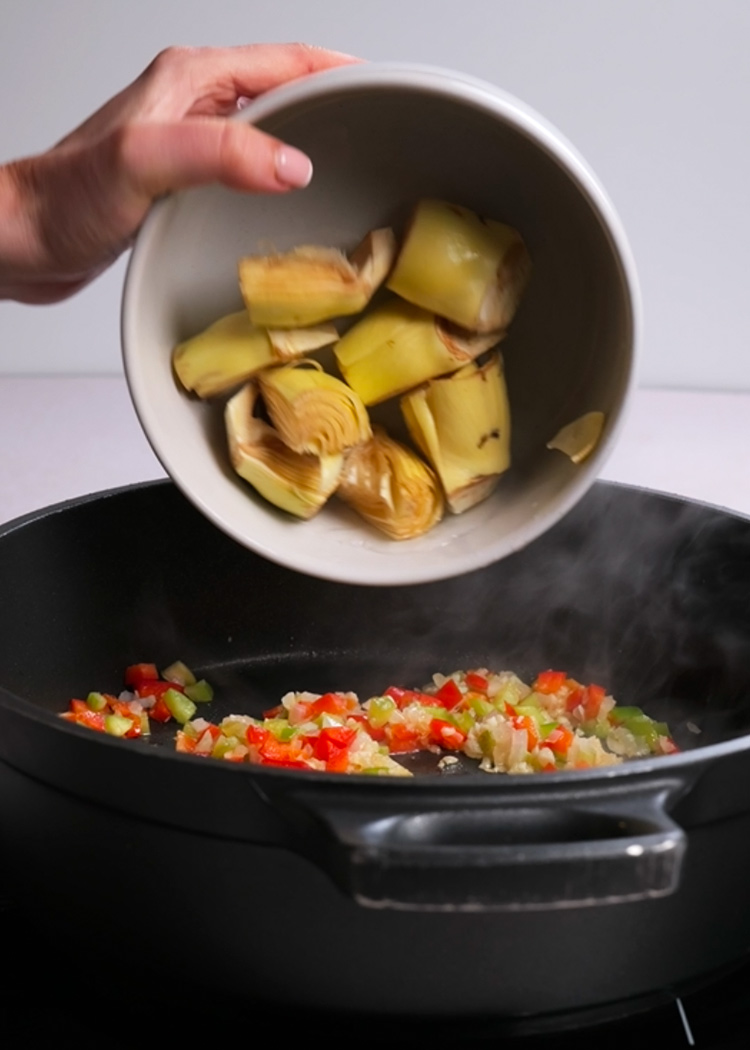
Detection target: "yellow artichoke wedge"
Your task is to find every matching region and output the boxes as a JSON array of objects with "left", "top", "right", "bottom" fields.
[
  {"left": 258, "top": 360, "right": 372, "bottom": 456},
  {"left": 547, "top": 411, "right": 605, "bottom": 464},
  {"left": 238, "top": 227, "right": 397, "bottom": 328},
  {"left": 337, "top": 427, "right": 444, "bottom": 540},
  {"left": 401, "top": 352, "right": 511, "bottom": 514},
  {"left": 387, "top": 199, "right": 532, "bottom": 333},
  {"left": 172, "top": 310, "right": 338, "bottom": 398},
  {"left": 225, "top": 383, "right": 342, "bottom": 519},
  {"left": 333, "top": 297, "right": 504, "bottom": 406}
]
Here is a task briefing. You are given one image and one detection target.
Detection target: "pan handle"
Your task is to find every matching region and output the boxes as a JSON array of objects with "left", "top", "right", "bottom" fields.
[{"left": 270, "top": 779, "right": 687, "bottom": 911}]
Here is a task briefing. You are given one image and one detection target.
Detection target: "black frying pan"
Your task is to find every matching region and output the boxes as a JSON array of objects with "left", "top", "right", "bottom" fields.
[{"left": 2, "top": 479, "right": 750, "bottom": 1017}]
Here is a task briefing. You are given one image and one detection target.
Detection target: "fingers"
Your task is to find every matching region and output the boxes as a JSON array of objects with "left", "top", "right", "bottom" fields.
[
  {"left": 59, "top": 43, "right": 362, "bottom": 143},
  {"left": 141, "top": 43, "right": 362, "bottom": 118},
  {"left": 116, "top": 117, "right": 314, "bottom": 200}
]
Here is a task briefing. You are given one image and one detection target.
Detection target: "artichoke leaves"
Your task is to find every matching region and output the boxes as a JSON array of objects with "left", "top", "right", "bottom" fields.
[
  {"left": 401, "top": 352, "right": 511, "bottom": 514},
  {"left": 337, "top": 427, "right": 444, "bottom": 540},
  {"left": 225, "top": 383, "right": 343, "bottom": 519}
]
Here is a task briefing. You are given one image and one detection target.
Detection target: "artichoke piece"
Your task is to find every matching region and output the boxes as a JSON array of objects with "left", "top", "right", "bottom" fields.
[
  {"left": 547, "top": 411, "right": 605, "bottom": 464},
  {"left": 337, "top": 427, "right": 444, "bottom": 540},
  {"left": 225, "top": 383, "right": 342, "bottom": 519},
  {"left": 172, "top": 310, "right": 338, "bottom": 398},
  {"left": 333, "top": 297, "right": 504, "bottom": 406},
  {"left": 238, "top": 227, "right": 397, "bottom": 328},
  {"left": 387, "top": 199, "right": 531, "bottom": 333},
  {"left": 258, "top": 360, "right": 372, "bottom": 456},
  {"left": 401, "top": 352, "right": 511, "bottom": 514}
]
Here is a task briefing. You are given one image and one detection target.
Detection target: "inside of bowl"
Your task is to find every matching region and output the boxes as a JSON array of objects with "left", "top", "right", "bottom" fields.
[{"left": 124, "top": 71, "right": 636, "bottom": 585}]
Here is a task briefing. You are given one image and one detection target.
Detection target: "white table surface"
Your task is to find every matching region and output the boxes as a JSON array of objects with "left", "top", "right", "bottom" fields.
[{"left": 1, "top": 377, "right": 747, "bottom": 529}]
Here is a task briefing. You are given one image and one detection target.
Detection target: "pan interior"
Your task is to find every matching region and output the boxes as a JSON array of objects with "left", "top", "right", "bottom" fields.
[{"left": 1, "top": 481, "right": 750, "bottom": 765}]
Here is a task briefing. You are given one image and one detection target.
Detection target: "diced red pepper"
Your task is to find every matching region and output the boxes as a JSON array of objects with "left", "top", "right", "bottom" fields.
[
  {"left": 308, "top": 693, "right": 357, "bottom": 718},
  {"left": 545, "top": 725, "right": 575, "bottom": 754},
  {"left": 311, "top": 726, "right": 357, "bottom": 762},
  {"left": 584, "top": 684, "right": 606, "bottom": 721},
  {"left": 263, "top": 704, "right": 284, "bottom": 719},
  {"left": 429, "top": 719, "right": 467, "bottom": 750},
  {"left": 68, "top": 708, "right": 107, "bottom": 732},
  {"left": 244, "top": 725, "right": 309, "bottom": 769},
  {"left": 326, "top": 749, "right": 353, "bottom": 773},
  {"left": 195, "top": 724, "right": 222, "bottom": 753},
  {"left": 384, "top": 723, "right": 422, "bottom": 753},
  {"left": 136, "top": 679, "right": 184, "bottom": 700},
  {"left": 434, "top": 679, "right": 463, "bottom": 710},
  {"left": 149, "top": 696, "right": 172, "bottom": 723},
  {"left": 384, "top": 686, "right": 436, "bottom": 709},
  {"left": 565, "top": 684, "right": 606, "bottom": 721},
  {"left": 246, "top": 724, "right": 270, "bottom": 749},
  {"left": 124, "top": 663, "right": 159, "bottom": 687},
  {"left": 565, "top": 687, "right": 585, "bottom": 714},
  {"left": 465, "top": 672, "right": 489, "bottom": 693},
  {"left": 534, "top": 670, "right": 567, "bottom": 695},
  {"left": 510, "top": 714, "right": 539, "bottom": 751}
]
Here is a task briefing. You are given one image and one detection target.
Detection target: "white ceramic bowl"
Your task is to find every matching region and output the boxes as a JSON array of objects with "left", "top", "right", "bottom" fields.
[{"left": 122, "top": 62, "right": 639, "bottom": 587}]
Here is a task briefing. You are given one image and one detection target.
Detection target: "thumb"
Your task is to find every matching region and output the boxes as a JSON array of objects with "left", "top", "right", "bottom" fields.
[{"left": 116, "top": 118, "right": 313, "bottom": 201}]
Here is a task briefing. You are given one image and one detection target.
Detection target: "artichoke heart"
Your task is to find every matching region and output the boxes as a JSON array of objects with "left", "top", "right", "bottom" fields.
[
  {"left": 401, "top": 352, "right": 511, "bottom": 514},
  {"left": 387, "top": 199, "right": 531, "bottom": 333},
  {"left": 172, "top": 310, "right": 338, "bottom": 398},
  {"left": 239, "top": 227, "right": 397, "bottom": 328},
  {"left": 338, "top": 427, "right": 444, "bottom": 540},
  {"left": 258, "top": 360, "right": 372, "bottom": 456},
  {"left": 225, "top": 383, "right": 342, "bottom": 519},
  {"left": 547, "top": 411, "right": 605, "bottom": 464},
  {"left": 334, "top": 296, "right": 504, "bottom": 406}
]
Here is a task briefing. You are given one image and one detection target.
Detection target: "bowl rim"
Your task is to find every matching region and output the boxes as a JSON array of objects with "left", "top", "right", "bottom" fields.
[{"left": 121, "top": 61, "right": 642, "bottom": 586}]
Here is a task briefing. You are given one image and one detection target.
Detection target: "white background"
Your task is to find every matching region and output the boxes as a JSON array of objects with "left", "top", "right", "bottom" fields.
[{"left": 1, "top": 0, "right": 749, "bottom": 388}]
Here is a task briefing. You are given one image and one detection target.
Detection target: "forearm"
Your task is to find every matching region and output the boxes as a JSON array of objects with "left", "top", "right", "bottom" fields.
[{"left": 0, "top": 158, "right": 93, "bottom": 305}]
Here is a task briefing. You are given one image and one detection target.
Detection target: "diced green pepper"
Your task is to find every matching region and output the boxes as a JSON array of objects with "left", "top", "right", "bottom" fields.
[
  {"left": 86, "top": 691, "right": 108, "bottom": 711},
  {"left": 450, "top": 710, "right": 475, "bottom": 735},
  {"left": 265, "top": 718, "right": 297, "bottom": 742},
  {"left": 163, "top": 687, "right": 197, "bottom": 725},
  {"left": 365, "top": 695, "right": 397, "bottom": 729},
  {"left": 211, "top": 735, "right": 238, "bottom": 759},
  {"left": 493, "top": 681, "right": 528, "bottom": 710},
  {"left": 609, "top": 706, "right": 646, "bottom": 723},
  {"left": 610, "top": 707, "right": 668, "bottom": 750},
  {"left": 181, "top": 720, "right": 201, "bottom": 741},
  {"left": 184, "top": 679, "right": 213, "bottom": 703},
  {"left": 220, "top": 718, "right": 251, "bottom": 741},
  {"left": 466, "top": 695, "right": 494, "bottom": 719},
  {"left": 538, "top": 720, "right": 562, "bottom": 741},
  {"left": 161, "top": 661, "right": 197, "bottom": 687},
  {"left": 478, "top": 728, "right": 495, "bottom": 759},
  {"left": 104, "top": 713, "right": 134, "bottom": 737}
]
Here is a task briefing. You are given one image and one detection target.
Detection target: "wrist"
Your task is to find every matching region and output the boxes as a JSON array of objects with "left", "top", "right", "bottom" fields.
[{"left": 0, "top": 161, "right": 34, "bottom": 301}]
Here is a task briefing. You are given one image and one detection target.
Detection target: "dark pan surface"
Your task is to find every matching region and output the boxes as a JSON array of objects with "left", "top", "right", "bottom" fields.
[{"left": 2, "top": 479, "right": 750, "bottom": 756}]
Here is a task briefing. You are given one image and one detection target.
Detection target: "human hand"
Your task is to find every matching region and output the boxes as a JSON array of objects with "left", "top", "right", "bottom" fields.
[{"left": 0, "top": 43, "right": 359, "bottom": 304}]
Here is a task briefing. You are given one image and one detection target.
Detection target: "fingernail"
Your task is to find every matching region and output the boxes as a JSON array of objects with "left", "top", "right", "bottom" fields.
[{"left": 275, "top": 145, "right": 313, "bottom": 188}]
